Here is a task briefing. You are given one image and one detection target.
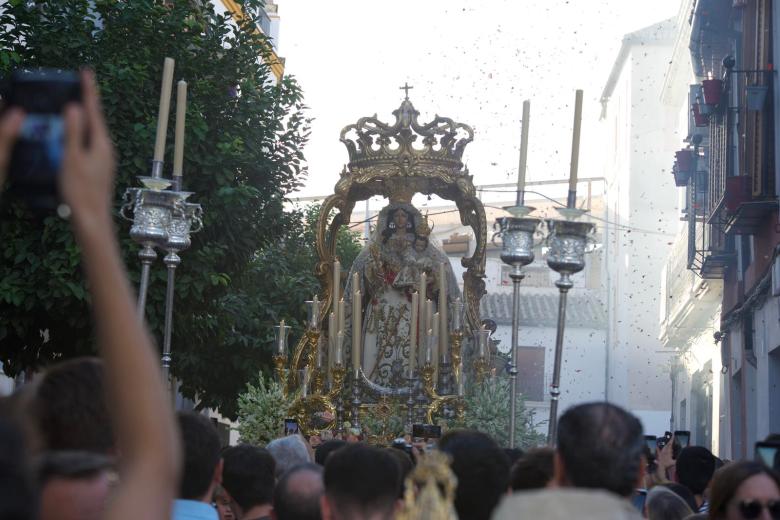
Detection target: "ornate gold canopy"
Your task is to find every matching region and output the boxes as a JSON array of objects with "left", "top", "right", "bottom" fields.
[
  {"left": 316, "top": 96, "right": 487, "bottom": 331},
  {"left": 285, "top": 95, "right": 488, "bottom": 424}
]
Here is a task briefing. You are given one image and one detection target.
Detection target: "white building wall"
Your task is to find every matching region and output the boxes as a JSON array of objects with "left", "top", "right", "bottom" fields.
[{"left": 602, "top": 22, "right": 679, "bottom": 419}]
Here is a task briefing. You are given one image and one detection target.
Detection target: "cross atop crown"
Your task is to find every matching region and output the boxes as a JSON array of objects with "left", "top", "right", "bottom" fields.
[{"left": 399, "top": 82, "right": 413, "bottom": 100}]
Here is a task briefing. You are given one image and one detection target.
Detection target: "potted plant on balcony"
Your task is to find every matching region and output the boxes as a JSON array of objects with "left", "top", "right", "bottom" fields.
[
  {"left": 672, "top": 162, "right": 690, "bottom": 187},
  {"left": 692, "top": 103, "right": 709, "bottom": 127},
  {"left": 702, "top": 78, "right": 723, "bottom": 106},
  {"left": 676, "top": 149, "right": 695, "bottom": 173}
]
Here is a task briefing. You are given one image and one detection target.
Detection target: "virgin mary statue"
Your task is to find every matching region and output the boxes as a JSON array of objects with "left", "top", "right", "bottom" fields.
[{"left": 343, "top": 202, "right": 461, "bottom": 389}]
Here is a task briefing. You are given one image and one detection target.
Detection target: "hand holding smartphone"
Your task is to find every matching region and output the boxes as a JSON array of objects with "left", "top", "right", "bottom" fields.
[{"left": 3, "top": 68, "right": 82, "bottom": 209}]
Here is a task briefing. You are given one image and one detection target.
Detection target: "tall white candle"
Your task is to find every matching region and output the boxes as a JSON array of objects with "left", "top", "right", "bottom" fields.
[
  {"left": 316, "top": 335, "right": 324, "bottom": 369},
  {"left": 312, "top": 295, "right": 320, "bottom": 329},
  {"left": 328, "top": 311, "right": 336, "bottom": 357},
  {"left": 430, "top": 312, "right": 440, "bottom": 378},
  {"left": 335, "top": 331, "right": 344, "bottom": 366},
  {"left": 153, "top": 57, "right": 175, "bottom": 163},
  {"left": 172, "top": 80, "right": 187, "bottom": 178},
  {"left": 338, "top": 298, "right": 345, "bottom": 336},
  {"left": 438, "top": 262, "right": 448, "bottom": 364},
  {"left": 568, "top": 89, "right": 584, "bottom": 202},
  {"left": 517, "top": 100, "right": 531, "bottom": 200},
  {"left": 425, "top": 329, "right": 434, "bottom": 364},
  {"left": 277, "top": 319, "right": 286, "bottom": 355},
  {"left": 352, "top": 289, "right": 362, "bottom": 375},
  {"left": 426, "top": 299, "right": 434, "bottom": 333},
  {"left": 408, "top": 292, "right": 419, "bottom": 377},
  {"left": 333, "top": 260, "right": 341, "bottom": 324}
]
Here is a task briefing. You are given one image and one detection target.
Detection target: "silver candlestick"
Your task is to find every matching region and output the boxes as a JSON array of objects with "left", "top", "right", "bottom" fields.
[
  {"left": 545, "top": 208, "right": 594, "bottom": 444},
  {"left": 122, "top": 173, "right": 178, "bottom": 317},
  {"left": 493, "top": 206, "right": 540, "bottom": 448},
  {"left": 161, "top": 197, "right": 203, "bottom": 383}
]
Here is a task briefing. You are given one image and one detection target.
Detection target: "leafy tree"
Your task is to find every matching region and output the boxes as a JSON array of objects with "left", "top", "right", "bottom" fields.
[
  {"left": 451, "top": 375, "right": 546, "bottom": 449},
  {"left": 0, "top": 0, "right": 348, "bottom": 417},
  {"left": 236, "top": 372, "right": 291, "bottom": 446}
]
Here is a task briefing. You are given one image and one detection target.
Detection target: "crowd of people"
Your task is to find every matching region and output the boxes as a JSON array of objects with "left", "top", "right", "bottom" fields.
[{"left": 1, "top": 72, "right": 780, "bottom": 520}]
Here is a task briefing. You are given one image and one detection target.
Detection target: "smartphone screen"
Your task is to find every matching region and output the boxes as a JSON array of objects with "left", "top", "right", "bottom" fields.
[
  {"left": 5, "top": 68, "right": 81, "bottom": 209},
  {"left": 284, "top": 418, "right": 299, "bottom": 436},
  {"left": 644, "top": 435, "right": 657, "bottom": 453},
  {"left": 674, "top": 431, "right": 691, "bottom": 449},
  {"left": 755, "top": 442, "right": 780, "bottom": 471}
]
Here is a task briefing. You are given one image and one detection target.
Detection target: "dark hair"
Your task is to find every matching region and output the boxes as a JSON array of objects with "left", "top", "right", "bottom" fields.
[
  {"left": 0, "top": 416, "right": 36, "bottom": 520},
  {"left": 438, "top": 429, "right": 510, "bottom": 520},
  {"left": 708, "top": 460, "right": 780, "bottom": 518},
  {"left": 504, "top": 448, "right": 524, "bottom": 466},
  {"left": 177, "top": 412, "right": 222, "bottom": 500},
  {"left": 273, "top": 463, "right": 324, "bottom": 520},
  {"left": 385, "top": 447, "right": 414, "bottom": 498},
  {"left": 676, "top": 446, "right": 717, "bottom": 495},
  {"left": 645, "top": 486, "right": 693, "bottom": 520},
  {"left": 556, "top": 402, "right": 644, "bottom": 497},
  {"left": 661, "top": 482, "right": 699, "bottom": 512},
  {"left": 323, "top": 443, "right": 401, "bottom": 518},
  {"left": 33, "top": 358, "right": 114, "bottom": 453},
  {"left": 381, "top": 208, "right": 415, "bottom": 244},
  {"left": 221, "top": 444, "right": 275, "bottom": 511},
  {"left": 315, "top": 439, "right": 347, "bottom": 466},
  {"left": 510, "top": 447, "right": 554, "bottom": 491}
]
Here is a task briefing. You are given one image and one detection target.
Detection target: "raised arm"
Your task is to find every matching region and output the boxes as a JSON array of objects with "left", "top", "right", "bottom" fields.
[{"left": 60, "top": 70, "right": 181, "bottom": 520}]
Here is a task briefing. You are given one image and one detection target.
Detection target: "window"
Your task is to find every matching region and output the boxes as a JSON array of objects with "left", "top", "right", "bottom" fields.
[{"left": 516, "top": 346, "right": 545, "bottom": 401}]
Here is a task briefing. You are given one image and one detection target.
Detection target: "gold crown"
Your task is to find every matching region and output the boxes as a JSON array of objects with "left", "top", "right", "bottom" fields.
[{"left": 339, "top": 97, "right": 474, "bottom": 178}]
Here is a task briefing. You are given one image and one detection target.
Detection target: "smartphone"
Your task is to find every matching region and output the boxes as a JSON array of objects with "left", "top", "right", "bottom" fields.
[
  {"left": 283, "top": 418, "right": 299, "bottom": 436},
  {"left": 657, "top": 432, "right": 672, "bottom": 450},
  {"left": 674, "top": 430, "right": 691, "bottom": 450},
  {"left": 755, "top": 441, "right": 780, "bottom": 471},
  {"left": 4, "top": 68, "right": 81, "bottom": 209},
  {"left": 412, "top": 423, "right": 442, "bottom": 440},
  {"left": 644, "top": 435, "right": 658, "bottom": 454}
]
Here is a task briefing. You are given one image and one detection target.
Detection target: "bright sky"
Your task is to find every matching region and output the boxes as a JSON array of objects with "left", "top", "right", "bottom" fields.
[{"left": 278, "top": 0, "right": 682, "bottom": 200}]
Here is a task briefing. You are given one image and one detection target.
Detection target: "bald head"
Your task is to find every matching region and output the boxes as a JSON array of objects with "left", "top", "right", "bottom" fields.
[{"left": 273, "top": 463, "right": 323, "bottom": 520}]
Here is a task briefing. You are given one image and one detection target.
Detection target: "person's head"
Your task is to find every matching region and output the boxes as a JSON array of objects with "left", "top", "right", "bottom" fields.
[
  {"left": 213, "top": 486, "right": 236, "bottom": 520},
  {"left": 273, "top": 463, "right": 324, "bottom": 520},
  {"left": 177, "top": 412, "right": 223, "bottom": 502},
  {"left": 504, "top": 448, "right": 524, "bottom": 467},
  {"left": 267, "top": 435, "right": 311, "bottom": 478},
  {"left": 315, "top": 439, "right": 347, "bottom": 466},
  {"left": 321, "top": 443, "right": 401, "bottom": 520},
  {"left": 381, "top": 207, "right": 415, "bottom": 243},
  {"left": 385, "top": 447, "right": 414, "bottom": 498},
  {"left": 37, "top": 451, "right": 116, "bottom": 520},
  {"left": 412, "top": 235, "right": 428, "bottom": 252},
  {"left": 662, "top": 482, "right": 699, "bottom": 513},
  {"left": 221, "top": 444, "right": 275, "bottom": 517},
  {"left": 677, "top": 446, "right": 717, "bottom": 497},
  {"left": 645, "top": 485, "right": 693, "bottom": 520},
  {"left": 33, "top": 358, "right": 114, "bottom": 454},
  {"left": 438, "top": 429, "right": 510, "bottom": 519},
  {"left": 708, "top": 461, "right": 780, "bottom": 520},
  {"left": 555, "top": 402, "right": 644, "bottom": 498},
  {"left": 510, "top": 447, "right": 555, "bottom": 491}
]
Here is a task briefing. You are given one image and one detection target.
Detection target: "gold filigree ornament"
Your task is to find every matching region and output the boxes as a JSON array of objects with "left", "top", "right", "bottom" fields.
[{"left": 397, "top": 450, "right": 459, "bottom": 520}]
